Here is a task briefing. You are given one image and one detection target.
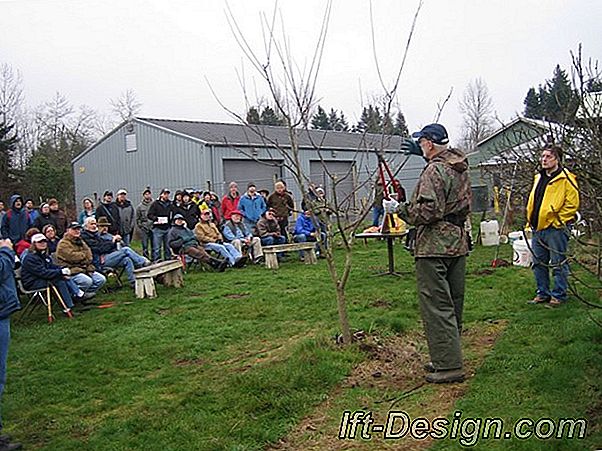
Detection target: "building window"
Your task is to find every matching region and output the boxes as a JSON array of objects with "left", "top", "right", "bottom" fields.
[{"left": 125, "top": 133, "right": 137, "bottom": 152}]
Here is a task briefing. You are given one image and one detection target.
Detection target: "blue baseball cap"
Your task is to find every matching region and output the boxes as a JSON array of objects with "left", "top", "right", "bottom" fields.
[{"left": 411, "top": 123, "right": 449, "bottom": 145}]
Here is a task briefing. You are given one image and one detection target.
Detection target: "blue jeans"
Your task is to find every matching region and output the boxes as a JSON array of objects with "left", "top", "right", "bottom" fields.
[
  {"left": 294, "top": 233, "right": 326, "bottom": 256},
  {"left": 204, "top": 242, "right": 241, "bottom": 266},
  {"left": 71, "top": 272, "right": 106, "bottom": 295},
  {"left": 139, "top": 229, "right": 153, "bottom": 258},
  {"left": 532, "top": 227, "right": 570, "bottom": 302},
  {"left": 0, "top": 317, "right": 10, "bottom": 431},
  {"left": 372, "top": 206, "right": 384, "bottom": 227},
  {"left": 152, "top": 228, "right": 170, "bottom": 262},
  {"left": 54, "top": 280, "right": 74, "bottom": 309},
  {"left": 260, "top": 235, "right": 286, "bottom": 246},
  {"left": 103, "top": 247, "right": 147, "bottom": 285}
]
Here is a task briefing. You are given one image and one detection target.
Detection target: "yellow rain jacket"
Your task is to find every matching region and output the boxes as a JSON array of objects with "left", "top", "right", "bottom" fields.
[{"left": 526, "top": 168, "right": 579, "bottom": 231}]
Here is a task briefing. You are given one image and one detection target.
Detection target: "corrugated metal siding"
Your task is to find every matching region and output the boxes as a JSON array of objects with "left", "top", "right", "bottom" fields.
[
  {"left": 74, "top": 122, "right": 425, "bottom": 213},
  {"left": 73, "top": 122, "right": 207, "bottom": 209}
]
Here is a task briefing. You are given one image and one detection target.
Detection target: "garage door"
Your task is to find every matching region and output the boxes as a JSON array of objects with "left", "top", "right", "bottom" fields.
[
  {"left": 309, "top": 160, "right": 356, "bottom": 208},
  {"left": 223, "top": 159, "right": 283, "bottom": 193}
]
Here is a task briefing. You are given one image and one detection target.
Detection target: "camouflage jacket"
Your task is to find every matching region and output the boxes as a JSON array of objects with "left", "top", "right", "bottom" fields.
[{"left": 397, "top": 147, "right": 471, "bottom": 257}]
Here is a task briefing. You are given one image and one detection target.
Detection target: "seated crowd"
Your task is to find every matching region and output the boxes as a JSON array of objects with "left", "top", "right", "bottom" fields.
[{"left": 0, "top": 180, "right": 327, "bottom": 315}]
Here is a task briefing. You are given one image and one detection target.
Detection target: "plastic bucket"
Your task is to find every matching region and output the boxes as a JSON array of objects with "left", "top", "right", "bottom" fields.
[
  {"left": 480, "top": 220, "right": 500, "bottom": 246},
  {"left": 512, "top": 239, "right": 533, "bottom": 267},
  {"left": 508, "top": 231, "right": 523, "bottom": 244}
]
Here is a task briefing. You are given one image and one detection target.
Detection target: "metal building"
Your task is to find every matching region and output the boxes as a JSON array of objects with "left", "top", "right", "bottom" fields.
[{"left": 72, "top": 117, "right": 424, "bottom": 209}]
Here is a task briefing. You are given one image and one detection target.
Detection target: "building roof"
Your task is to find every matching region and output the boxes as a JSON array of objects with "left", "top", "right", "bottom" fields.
[
  {"left": 137, "top": 117, "right": 403, "bottom": 151},
  {"left": 475, "top": 116, "right": 564, "bottom": 149}
]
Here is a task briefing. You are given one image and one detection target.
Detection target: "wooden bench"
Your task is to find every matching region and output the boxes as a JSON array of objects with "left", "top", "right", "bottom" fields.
[
  {"left": 133, "top": 260, "right": 184, "bottom": 299},
  {"left": 262, "top": 243, "right": 318, "bottom": 270}
]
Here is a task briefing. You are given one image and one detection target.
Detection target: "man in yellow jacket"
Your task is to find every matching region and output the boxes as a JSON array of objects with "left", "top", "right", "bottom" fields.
[{"left": 526, "top": 146, "right": 579, "bottom": 307}]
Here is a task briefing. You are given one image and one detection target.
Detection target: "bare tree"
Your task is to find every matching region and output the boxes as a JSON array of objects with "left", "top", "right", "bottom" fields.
[
  {"left": 459, "top": 78, "right": 495, "bottom": 152},
  {"left": 110, "top": 89, "right": 142, "bottom": 122},
  {"left": 214, "top": 1, "right": 422, "bottom": 344},
  {"left": 0, "top": 63, "right": 24, "bottom": 124}
]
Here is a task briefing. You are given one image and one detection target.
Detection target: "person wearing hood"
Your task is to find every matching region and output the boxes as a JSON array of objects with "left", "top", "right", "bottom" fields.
[
  {"left": 168, "top": 214, "right": 227, "bottom": 272},
  {"left": 0, "top": 238, "right": 23, "bottom": 451},
  {"left": 384, "top": 124, "right": 471, "bottom": 384},
  {"left": 136, "top": 188, "right": 154, "bottom": 259},
  {"left": 0, "top": 194, "right": 32, "bottom": 243},
  {"left": 78, "top": 197, "right": 95, "bottom": 225},
  {"left": 95, "top": 191, "right": 121, "bottom": 236},
  {"left": 115, "top": 189, "right": 135, "bottom": 246},
  {"left": 33, "top": 203, "right": 56, "bottom": 232}
]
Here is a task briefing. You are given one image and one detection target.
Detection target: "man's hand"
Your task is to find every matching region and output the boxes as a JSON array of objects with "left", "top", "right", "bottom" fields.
[
  {"left": 61, "top": 267, "right": 71, "bottom": 276},
  {"left": 383, "top": 199, "right": 399, "bottom": 214},
  {"left": 0, "top": 239, "right": 12, "bottom": 249},
  {"left": 112, "top": 234, "right": 122, "bottom": 243},
  {"left": 400, "top": 138, "right": 422, "bottom": 157}
]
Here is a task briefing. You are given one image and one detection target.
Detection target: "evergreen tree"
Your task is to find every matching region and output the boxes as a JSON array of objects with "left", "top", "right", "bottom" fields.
[
  {"left": 337, "top": 112, "right": 349, "bottom": 132},
  {"left": 259, "top": 106, "right": 285, "bottom": 126},
  {"left": 393, "top": 111, "right": 409, "bottom": 136},
  {"left": 356, "top": 105, "right": 382, "bottom": 133},
  {"left": 311, "top": 106, "right": 331, "bottom": 130},
  {"left": 586, "top": 79, "right": 602, "bottom": 92},
  {"left": 381, "top": 111, "right": 394, "bottom": 135},
  {"left": 523, "top": 87, "right": 542, "bottom": 119},
  {"left": 522, "top": 65, "right": 578, "bottom": 124},
  {"left": 246, "top": 107, "right": 260, "bottom": 125},
  {"left": 327, "top": 108, "right": 349, "bottom": 131},
  {"left": 544, "top": 65, "right": 577, "bottom": 123}
]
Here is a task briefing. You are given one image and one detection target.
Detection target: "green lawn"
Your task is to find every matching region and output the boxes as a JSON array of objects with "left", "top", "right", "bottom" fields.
[{"left": 5, "top": 241, "right": 601, "bottom": 450}]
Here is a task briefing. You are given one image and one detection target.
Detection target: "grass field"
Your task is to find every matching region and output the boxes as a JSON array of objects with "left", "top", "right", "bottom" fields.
[{"left": 4, "top": 240, "right": 601, "bottom": 450}]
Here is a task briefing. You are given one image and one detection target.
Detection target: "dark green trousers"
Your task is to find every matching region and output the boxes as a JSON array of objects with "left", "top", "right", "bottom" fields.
[{"left": 415, "top": 256, "right": 466, "bottom": 370}]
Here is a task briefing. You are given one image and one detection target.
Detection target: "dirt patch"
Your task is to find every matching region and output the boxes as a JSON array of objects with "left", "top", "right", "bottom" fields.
[
  {"left": 224, "top": 293, "right": 250, "bottom": 299},
  {"left": 473, "top": 268, "right": 494, "bottom": 276},
  {"left": 173, "top": 358, "right": 208, "bottom": 367},
  {"left": 370, "top": 299, "right": 392, "bottom": 309},
  {"left": 269, "top": 320, "right": 507, "bottom": 451}
]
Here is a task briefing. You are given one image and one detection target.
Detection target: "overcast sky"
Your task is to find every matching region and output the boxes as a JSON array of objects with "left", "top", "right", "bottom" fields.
[{"left": 1, "top": 0, "right": 601, "bottom": 143}]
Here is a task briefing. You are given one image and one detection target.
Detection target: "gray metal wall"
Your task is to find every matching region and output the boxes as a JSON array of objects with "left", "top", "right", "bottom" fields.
[
  {"left": 73, "top": 121, "right": 425, "bottom": 213},
  {"left": 73, "top": 122, "right": 209, "bottom": 208}
]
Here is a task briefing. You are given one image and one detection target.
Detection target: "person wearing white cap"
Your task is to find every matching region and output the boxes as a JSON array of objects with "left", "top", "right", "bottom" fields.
[
  {"left": 115, "top": 189, "right": 135, "bottom": 246},
  {"left": 21, "top": 233, "right": 76, "bottom": 313}
]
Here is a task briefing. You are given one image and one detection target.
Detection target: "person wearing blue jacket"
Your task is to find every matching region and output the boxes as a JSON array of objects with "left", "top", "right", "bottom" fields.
[
  {"left": 0, "top": 195, "right": 31, "bottom": 243},
  {"left": 0, "top": 239, "right": 23, "bottom": 450},
  {"left": 237, "top": 183, "right": 267, "bottom": 232},
  {"left": 222, "top": 210, "right": 264, "bottom": 263},
  {"left": 21, "top": 234, "right": 75, "bottom": 312},
  {"left": 293, "top": 210, "right": 327, "bottom": 257}
]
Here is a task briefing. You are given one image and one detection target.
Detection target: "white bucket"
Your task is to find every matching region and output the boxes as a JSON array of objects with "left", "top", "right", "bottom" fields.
[
  {"left": 480, "top": 220, "right": 500, "bottom": 246},
  {"left": 508, "top": 231, "right": 523, "bottom": 244},
  {"left": 512, "top": 239, "right": 533, "bottom": 267}
]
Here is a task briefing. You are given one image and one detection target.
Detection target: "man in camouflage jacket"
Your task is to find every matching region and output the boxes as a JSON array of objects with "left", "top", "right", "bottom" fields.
[{"left": 384, "top": 123, "right": 471, "bottom": 384}]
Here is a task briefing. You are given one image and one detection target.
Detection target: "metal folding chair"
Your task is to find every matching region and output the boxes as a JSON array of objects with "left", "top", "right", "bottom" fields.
[{"left": 16, "top": 272, "right": 74, "bottom": 323}]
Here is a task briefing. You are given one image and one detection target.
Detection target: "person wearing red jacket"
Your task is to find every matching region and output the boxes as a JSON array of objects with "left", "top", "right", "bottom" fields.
[{"left": 221, "top": 181, "right": 240, "bottom": 221}]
